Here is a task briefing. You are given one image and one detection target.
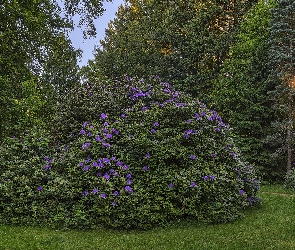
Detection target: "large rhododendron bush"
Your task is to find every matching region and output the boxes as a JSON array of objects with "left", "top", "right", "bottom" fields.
[{"left": 0, "top": 76, "right": 260, "bottom": 229}]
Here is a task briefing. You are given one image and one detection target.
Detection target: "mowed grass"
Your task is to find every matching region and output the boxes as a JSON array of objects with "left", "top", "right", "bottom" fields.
[{"left": 0, "top": 185, "right": 294, "bottom": 250}]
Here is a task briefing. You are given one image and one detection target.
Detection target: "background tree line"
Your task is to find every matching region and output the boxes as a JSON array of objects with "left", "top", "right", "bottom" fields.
[{"left": 1, "top": 0, "right": 295, "bottom": 182}]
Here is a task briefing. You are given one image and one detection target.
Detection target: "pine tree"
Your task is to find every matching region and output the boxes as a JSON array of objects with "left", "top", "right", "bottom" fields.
[{"left": 267, "top": 0, "right": 295, "bottom": 173}]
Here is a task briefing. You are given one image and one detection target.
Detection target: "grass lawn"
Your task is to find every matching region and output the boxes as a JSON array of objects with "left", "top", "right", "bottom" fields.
[{"left": 0, "top": 185, "right": 294, "bottom": 250}]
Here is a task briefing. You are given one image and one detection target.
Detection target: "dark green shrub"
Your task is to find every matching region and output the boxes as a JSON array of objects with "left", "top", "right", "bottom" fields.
[
  {"left": 0, "top": 77, "right": 260, "bottom": 229},
  {"left": 0, "top": 129, "right": 52, "bottom": 225}
]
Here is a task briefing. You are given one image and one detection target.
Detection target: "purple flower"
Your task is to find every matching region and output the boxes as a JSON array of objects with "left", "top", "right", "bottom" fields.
[
  {"left": 87, "top": 132, "right": 92, "bottom": 137},
  {"left": 231, "top": 152, "right": 237, "bottom": 157},
  {"left": 82, "top": 142, "right": 91, "bottom": 150},
  {"left": 112, "top": 201, "right": 117, "bottom": 206},
  {"left": 45, "top": 165, "right": 51, "bottom": 170},
  {"left": 82, "top": 190, "right": 89, "bottom": 196},
  {"left": 204, "top": 176, "right": 209, "bottom": 181},
  {"left": 106, "top": 133, "right": 112, "bottom": 139},
  {"left": 125, "top": 186, "right": 133, "bottom": 193},
  {"left": 104, "top": 121, "right": 108, "bottom": 127},
  {"left": 95, "top": 135, "right": 102, "bottom": 142},
  {"left": 116, "top": 161, "right": 122, "bottom": 166},
  {"left": 78, "top": 162, "right": 84, "bottom": 167},
  {"left": 93, "top": 189, "right": 98, "bottom": 194},
  {"left": 102, "top": 142, "right": 110, "bottom": 147},
  {"left": 126, "top": 179, "right": 132, "bottom": 185},
  {"left": 92, "top": 162, "right": 98, "bottom": 167},
  {"left": 111, "top": 156, "right": 116, "bottom": 161},
  {"left": 113, "top": 191, "right": 119, "bottom": 196},
  {"left": 122, "top": 165, "right": 128, "bottom": 170},
  {"left": 90, "top": 125, "right": 94, "bottom": 129},
  {"left": 45, "top": 157, "right": 52, "bottom": 163},
  {"left": 99, "top": 162, "right": 105, "bottom": 168},
  {"left": 113, "top": 172, "right": 119, "bottom": 177},
  {"left": 211, "top": 153, "right": 217, "bottom": 158},
  {"left": 190, "top": 155, "right": 196, "bottom": 160},
  {"left": 103, "top": 158, "right": 111, "bottom": 163},
  {"left": 80, "top": 129, "right": 86, "bottom": 135},
  {"left": 100, "top": 193, "right": 106, "bottom": 199},
  {"left": 112, "top": 128, "right": 119, "bottom": 135},
  {"left": 146, "top": 153, "right": 151, "bottom": 158},
  {"left": 150, "top": 129, "right": 156, "bottom": 133},
  {"left": 163, "top": 88, "right": 170, "bottom": 93},
  {"left": 239, "top": 190, "right": 245, "bottom": 195},
  {"left": 37, "top": 186, "right": 42, "bottom": 191},
  {"left": 126, "top": 173, "right": 132, "bottom": 179},
  {"left": 194, "top": 114, "right": 200, "bottom": 120},
  {"left": 121, "top": 113, "right": 126, "bottom": 117},
  {"left": 186, "top": 119, "right": 191, "bottom": 123},
  {"left": 245, "top": 178, "right": 249, "bottom": 182},
  {"left": 104, "top": 173, "right": 110, "bottom": 180},
  {"left": 83, "top": 121, "right": 90, "bottom": 127},
  {"left": 142, "top": 166, "right": 148, "bottom": 171},
  {"left": 168, "top": 183, "right": 174, "bottom": 188},
  {"left": 210, "top": 175, "right": 215, "bottom": 180},
  {"left": 83, "top": 166, "right": 89, "bottom": 171},
  {"left": 109, "top": 169, "right": 115, "bottom": 173},
  {"left": 215, "top": 127, "right": 221, "bottom": 131},
  {"left": 154, "top": 122, "right": 159, "bottom": 127},
  {"left": 190, "top": 182, "right": 196, "bottom": 187},
  {"left": 100, "top": 113, "right": 107, "bottom": 119}
]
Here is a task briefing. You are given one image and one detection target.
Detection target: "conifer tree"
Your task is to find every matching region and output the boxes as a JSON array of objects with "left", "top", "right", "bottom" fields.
[{"left": 267, "top": 0, "right": 295, "bottom": 173}]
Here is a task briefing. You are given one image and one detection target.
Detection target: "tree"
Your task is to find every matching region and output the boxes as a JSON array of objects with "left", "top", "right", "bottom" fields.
[
  {"left": 267, "top": 0, "right": 295, "bottom": 173},
  {"left": 85, "top": 0, "right": 258, "bottom": 104},
  {"left": 0, "top": 0, "right": 110, "bottom": 139},
  {"left": 213, "top": 0, "right": 279, "bottom": 180}
]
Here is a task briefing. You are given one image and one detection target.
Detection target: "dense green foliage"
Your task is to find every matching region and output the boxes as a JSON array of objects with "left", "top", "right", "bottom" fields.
[
  {"left": 0, "top": 0, "right": 109, "bottom": 140},
  {"left": 85, "top": 0, "right": 258, "bottom": 103},
  {"left": 213, "top": 0, "right": 280, "bottom": 180},
  {"left": 2, "top": 0, "right": 295, "bottom": 231},
  {"left": 0, "top": 77, "right": 260, "bottom": 229},
  {"left": 267, "top": 0, "right": 295, "bottom": 173}
]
